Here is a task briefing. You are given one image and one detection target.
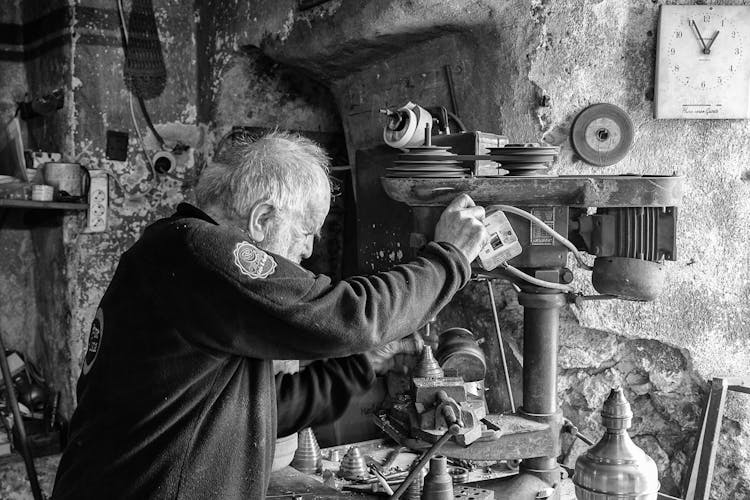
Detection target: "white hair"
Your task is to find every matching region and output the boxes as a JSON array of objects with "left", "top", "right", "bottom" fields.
[{"left": 196, "top": 131, "right": 331, "bottom": 225}]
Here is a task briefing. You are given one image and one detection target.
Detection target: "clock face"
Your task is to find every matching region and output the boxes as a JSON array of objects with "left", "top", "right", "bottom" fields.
[{"left": 656, "top": 6, "right": 750, "bottom": 119}]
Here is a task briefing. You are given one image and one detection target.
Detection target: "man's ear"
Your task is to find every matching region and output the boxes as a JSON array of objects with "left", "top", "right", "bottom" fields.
[{"left": 247, "top": 201, "right": 276, "bottom": 242}]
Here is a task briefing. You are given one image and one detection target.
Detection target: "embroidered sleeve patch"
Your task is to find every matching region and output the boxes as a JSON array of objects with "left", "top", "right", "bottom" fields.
[
  {"left": 233, "top": 241, "right": 277, "bottom": 279},
  {"left": 82, "top": 307, "right": 104, "bottom": 375}
]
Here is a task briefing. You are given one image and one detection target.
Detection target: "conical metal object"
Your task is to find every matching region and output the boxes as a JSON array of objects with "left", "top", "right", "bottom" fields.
[
  {"left": 422, "top": 455, "right": 454, "bottom": 499},
  {"left": 338, "top": 446, "right": 368, "bottom": 480},
  {"left": 573, "top": 387, "right": 660, "bottom": 499},
  {"left": 290, "top": 427, "right": 322, "bottom": 474},
  {"left": 415, "top": 345, "right": 444, "bottom": 378},
  {"left": 405, "top": 465, "right": 426, "bottom": 499}
]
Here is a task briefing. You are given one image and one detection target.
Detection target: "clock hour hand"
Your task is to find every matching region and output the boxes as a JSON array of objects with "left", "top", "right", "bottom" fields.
[{"left": 691, "top": 20, "right": 709, "bottom": 54}]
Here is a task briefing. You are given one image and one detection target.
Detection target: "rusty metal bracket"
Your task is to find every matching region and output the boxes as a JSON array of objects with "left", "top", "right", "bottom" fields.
[
  {"left": 0, "top": 334, "right": 44, "bottom": 500},
  {"left": 682, "top": 377, "right": 750, "bottom": 500}
]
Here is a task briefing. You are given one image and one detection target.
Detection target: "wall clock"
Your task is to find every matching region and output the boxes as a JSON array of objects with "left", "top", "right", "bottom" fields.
[{"left": 655, "top": 5, "right": 750, "bottom": 119}]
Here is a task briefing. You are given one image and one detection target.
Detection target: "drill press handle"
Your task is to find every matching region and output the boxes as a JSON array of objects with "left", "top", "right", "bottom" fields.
[
  {"left": 389, "top": 419, "right": 461, "bottom": 499},
  {"left": 436, "top": 389, "right": 464, "bottom": 431}
]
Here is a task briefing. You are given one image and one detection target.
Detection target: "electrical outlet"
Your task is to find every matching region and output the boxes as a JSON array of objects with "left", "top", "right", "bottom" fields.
[{"left": 86, "top": 170, "right": 108, "bottom": 233}]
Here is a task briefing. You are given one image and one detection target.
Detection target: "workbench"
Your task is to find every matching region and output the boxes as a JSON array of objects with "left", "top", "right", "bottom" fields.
[
  {"left": 272, "top": 438, "right": 578, "bottom": 500},
  {"left": 268, "top": 466, "right": 377, "bottom": 499}
]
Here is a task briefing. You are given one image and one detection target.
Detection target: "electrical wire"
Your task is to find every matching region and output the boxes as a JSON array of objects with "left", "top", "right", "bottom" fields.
[
  {"left": 119, "top": 0, "right": 200, "bottom": 187},
  {"left": 129, "top": 93, "right": 156, "bottom": 180},
  {"left": 120, "top": 0, "right": 155, "bottom": 181},
  {"left": 500, "top": 263, "right": 575, "bottom": 292},
  {"left": 116, "top": 0, "right": 165, "bottom": 148},
  {"left": 488, "top": 204, "right": 593, "bottom": 271},
  {"left": 129, "top": 93, "right": 200, "bottom": 185}
]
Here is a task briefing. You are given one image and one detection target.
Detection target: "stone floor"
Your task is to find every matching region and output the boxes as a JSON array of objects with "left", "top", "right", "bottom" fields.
[{"left": 0, "top": 454, "right": 59, "bottom": 500}]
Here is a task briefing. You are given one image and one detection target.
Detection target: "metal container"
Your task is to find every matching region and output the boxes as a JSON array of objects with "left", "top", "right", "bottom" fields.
[
  {"left": 42, "top": 162, "right": 89, "bottom": 199},
  {"left": 271, "top": 433, "right": 298, "bottom": 472},
  {"left": 574, "top": 387, "right": 659, "bottom": 499},
  {"left": 436, "top": 328, "right": 486, "bottom": 382}
]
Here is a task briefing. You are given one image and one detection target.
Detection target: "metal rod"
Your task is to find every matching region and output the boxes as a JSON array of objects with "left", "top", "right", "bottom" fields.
[
  {"left": 0, "top": 335, "right": 44, "bottom": 500},
  {"left": 371, "top": 467, "right": 394, "bottom": 495},
  {"left": 486, "top": 279, "right": 515, "bottom": 412},
  {"left": 443, "top": 64, "right": 460, "bottom": 118},
  {"left": 389, "top": 425, "right": 458, "bottom": 499},
  {"left": 563, "top": 418, "right": 595, "bottom": 446}
]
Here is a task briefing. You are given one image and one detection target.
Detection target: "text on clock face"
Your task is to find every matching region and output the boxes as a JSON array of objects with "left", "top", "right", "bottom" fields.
[{"left": 667, "top": 15, "right": 744, "bottom": 91}]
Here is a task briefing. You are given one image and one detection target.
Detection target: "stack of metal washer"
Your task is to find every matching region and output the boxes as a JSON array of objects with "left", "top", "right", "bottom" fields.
[{"left": 487, "top": 143, "right": 559, "bottom": 176}]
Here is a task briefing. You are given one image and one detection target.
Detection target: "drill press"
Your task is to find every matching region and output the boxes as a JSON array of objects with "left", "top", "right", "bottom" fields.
[{"left": 378, "top": 173, "right": 683, "bottom": 498}]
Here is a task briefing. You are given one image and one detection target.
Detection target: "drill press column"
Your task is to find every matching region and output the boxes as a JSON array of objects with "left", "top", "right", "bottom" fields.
[{"left": 518, "top": 289, "right": 566, "bottom": 486}]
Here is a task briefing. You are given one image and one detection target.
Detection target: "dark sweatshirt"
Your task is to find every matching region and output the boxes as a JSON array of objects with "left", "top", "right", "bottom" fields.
[{"left": 51, "top": 203, "right": 470, "bottom": 499}]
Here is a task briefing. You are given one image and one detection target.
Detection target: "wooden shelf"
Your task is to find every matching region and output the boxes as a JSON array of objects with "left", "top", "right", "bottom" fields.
[{"left": 0, "top": 199, "right": 88, "bottom": 210}]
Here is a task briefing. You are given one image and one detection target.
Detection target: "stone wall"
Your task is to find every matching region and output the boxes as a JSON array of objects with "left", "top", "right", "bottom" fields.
[
  {"left": 61, "top": 0, "right": 200, "bottom": 415},
  {"left": 229, "top": 0, "right": 749, "bottom": 497}
]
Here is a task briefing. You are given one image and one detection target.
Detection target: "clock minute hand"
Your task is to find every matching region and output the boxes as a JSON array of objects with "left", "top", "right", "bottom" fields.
[
  {"left": 705, "top": 30, "right": 720, "bottom": 53},
  {"left": 692, "top": 20, "right": 709, "bottom": 53}
]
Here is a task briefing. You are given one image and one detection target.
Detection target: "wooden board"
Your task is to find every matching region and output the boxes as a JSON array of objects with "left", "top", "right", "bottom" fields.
[
  {"left": 381, "top": 175, "right": 684, "bottom": 208},
  {"left": 0, "top": 199, "right": 88, "bottom": 210}
]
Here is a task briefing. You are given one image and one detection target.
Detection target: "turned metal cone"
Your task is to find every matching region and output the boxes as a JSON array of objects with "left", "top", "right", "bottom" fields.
[
  {"left": 291, "top": 427, "right": 322, "bottom": 474},
  {"left": 415, "top": 345, "right": 444, "bottom": 378},
  {"left": 405, "top": 465, "right": 426, "bottom": 499},
  {"left": 338, "top": 446, "right": 368, "bottom": 479},
  {"left": 574, "top": 387, "right": 659, "bottom": 499},
  {"left": 422, "top": 455, "right": 454, "bottom": 499}
]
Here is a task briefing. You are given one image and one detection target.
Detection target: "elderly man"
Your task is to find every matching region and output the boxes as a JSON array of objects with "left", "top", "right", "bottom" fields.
[{"left": 52, "top": 132, "right": 488, "bottom": 499}]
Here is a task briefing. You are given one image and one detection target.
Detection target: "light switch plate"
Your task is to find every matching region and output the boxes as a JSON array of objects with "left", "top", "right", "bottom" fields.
[{"left": 86, "top": 170, "right": 108, "bottom": 233}]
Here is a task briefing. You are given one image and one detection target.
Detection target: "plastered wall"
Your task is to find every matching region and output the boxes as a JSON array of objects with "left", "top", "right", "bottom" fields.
[
  {"left": 56, "top": 0, "right": 343, "bottom": 415},
  {"left": 0, "top": 1, "right": 36, "bottom": 365}
]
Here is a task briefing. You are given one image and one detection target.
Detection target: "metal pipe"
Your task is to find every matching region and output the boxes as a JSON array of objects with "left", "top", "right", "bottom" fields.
[
  {"left": 518, "top": 290, "right": 566, "bottom": 485},
  {"left": 0, "top": 335, "right": 44, "bottom": 500},
  {"left": 486, "top": 279, "right": 516, "bottom": 412},
  {"left": 519, "top": 291, "right": 563, "bottom": 413},
  {"left": 390, "top": 424, "right": 459, "bottom": 499}
]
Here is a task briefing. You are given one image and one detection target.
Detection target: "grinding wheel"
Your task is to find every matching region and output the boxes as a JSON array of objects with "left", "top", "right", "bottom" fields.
[{"left": 571, "top": 103, "right": 633, "bottom": 166}]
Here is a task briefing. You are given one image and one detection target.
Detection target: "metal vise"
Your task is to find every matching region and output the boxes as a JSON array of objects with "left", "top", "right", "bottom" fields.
[{"left": 389, "top": 375, "right": 488, "bottom": 446}]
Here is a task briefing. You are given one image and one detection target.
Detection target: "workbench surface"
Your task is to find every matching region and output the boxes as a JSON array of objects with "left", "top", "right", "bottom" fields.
[{"left": 268, "top": 466, "right": 377, "bottom": 499}]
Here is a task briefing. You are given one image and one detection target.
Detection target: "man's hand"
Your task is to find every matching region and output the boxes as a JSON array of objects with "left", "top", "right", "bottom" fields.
[
  {"left": 434, "top": 194, "right": 489, "bottom": 263},
  {"left": 364, "top": 335, "right": 424, "bottom": 374}
]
